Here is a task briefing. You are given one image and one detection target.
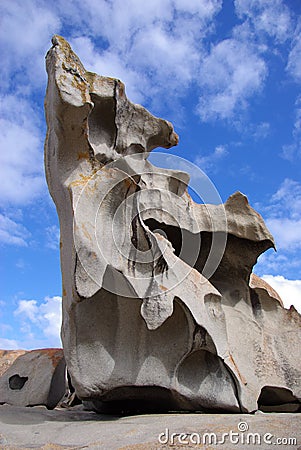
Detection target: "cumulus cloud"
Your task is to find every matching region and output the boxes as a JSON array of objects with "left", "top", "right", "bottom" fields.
[
  {"left": 255, "top": 178, "right": 301, "bottom": 278},
  {"left": 234, "top": 0, "right": 293, "bottom": 43},
  {"left": 266, "top": 218, "right": 301, "bottom": 251},
  {"left": 196, "top": 0, "right": 294, "bottom": 123},
  {"left": 14, "top": 296, "right": 62, "bottom": 348},
  {"left": 0, "top": 0, "right": 60, "bottom": 90},
  {"left": 0, "top": 95, "right": 45, "bottom": 206},
  {"left": 0, "top": 2, "right": 54, "bottom": 208},
  {"left": 54, "top": 0, "right": 222, "bottom": 109},
  {"left": 0, "top": 3, "right": 298, "bottom": 209},
  {"left": 60, "top": 0, "right": 222, "bottom": 54},
  {"left": 1, "top": 0, "right": 295, "bottom": 128},
  {"left": 72, "top": 2, "right": 216, "bottom": 113},
  {"left": 262, "top": 275, "right": 301, "bottom": 313},
  {"left": 70, "top": 36, "right": 148, "bottom": 104},
  {"left": 197, "top": 38, "right": 267, "bottom": 121},
  {"left": 260, "top": 178, "right": 301, "bottom": 251}
]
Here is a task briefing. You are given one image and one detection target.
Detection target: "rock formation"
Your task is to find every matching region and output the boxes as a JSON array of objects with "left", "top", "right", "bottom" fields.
[
  {"left": 44, "top": 35, "right": 301, "bottom": 414},
  {"left": 0, "top": 349, "right": 66, "bottom": 409},
  {"left": 0, "top": 350, "right": 26, "bottom": 378}
]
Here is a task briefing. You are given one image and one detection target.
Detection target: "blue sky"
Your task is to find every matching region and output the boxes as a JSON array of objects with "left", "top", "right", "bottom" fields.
[{"left": 1, "top": 0, "right": 301, "bottom": 350}]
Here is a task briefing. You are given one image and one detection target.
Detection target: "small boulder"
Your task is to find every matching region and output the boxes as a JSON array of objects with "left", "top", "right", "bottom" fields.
[{"left": 0, "top": 349, "right": 66, "bottom": 409}]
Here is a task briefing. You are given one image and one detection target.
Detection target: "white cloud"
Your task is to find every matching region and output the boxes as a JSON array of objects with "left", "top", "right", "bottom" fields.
[
  {"left": 234, "top": 0, "right": 293, "bottom": 43},
  {"left": 173, "top": 0, "right": 222, "bottom": 17},
  {"left": 255, "top": 251, "right": 300, "bottom": 276},
  {"left": 15, "top": 300, "right": 38, "bottom": 323},
  {"left": 0, "top": 338, "right": 20, "bottom": 350},
  {"left": 252, "top": 121, "right": 270, "bottom": 140},
  {"left": 0, "top": 95, "right": 45, "bottom": 206},
  {"left": 268, "top": 178, "right": 301, "bottom": 220},
  {"left": 255, "top": 178, "right": 301, "bottom": 275},
  {"left": 197, "top": 38, "right": 267, "bottom": 121},
  {"left": 45, "top": 225, "right": 60, "bottom": 250},
  {"left": 70, "top": 37, "right": 147, "bottom": 104},
  {"left": 0, "top": 0, "right": 60, "bottom": 90},
  {"left": 262, "top": 275, "right": 301, "bottom": 313},
  {"left": 52, "top": 0, "right": 222, "bottom": 110},
  {"left": 0, "top": 120, "right": 45, "bottom": 204},
  {"left": 266, "top": 218, "right": 301, "bottom": 251},
  {"left": 14, "top": 296, "right": 62, "bottom": 347},
  {"left": 286, "top": 25, "right": 301, "bottom": 82},
  {"left": 62, "top": 0, "right": 222, "bottom": 51},
  {"left": 195, "top": 145, "right": 228, "bottom": 173},
  {"left": 0, "top": 213, "right": 30, "bottom": 246},
  {"left": 57, "top": 0, "right": 295, "bottom": 124},
  {"left": 0, "top": 3, "right": 55, "bottom": 207},
  {"left": 130, "top": 26, "right": 199, "bottom": 82},
  {"left": 2, "top": 0, "right": 289, "bottom": 128},
  {"left": 281, "top": 95, "right": 301, "bottom": 161},
  {"left": 259, "top": 178, "right": 301, "bottom": 253}
]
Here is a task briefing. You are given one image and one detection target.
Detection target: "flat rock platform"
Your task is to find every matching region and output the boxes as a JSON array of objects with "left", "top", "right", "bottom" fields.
[{"left": 0, "top": 405, "right": 300, "bottom": 449}]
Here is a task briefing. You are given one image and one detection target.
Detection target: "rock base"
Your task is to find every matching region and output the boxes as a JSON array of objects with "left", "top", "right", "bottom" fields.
[{"left": 0, "top": 404, "right": 300, "bottom": 449}]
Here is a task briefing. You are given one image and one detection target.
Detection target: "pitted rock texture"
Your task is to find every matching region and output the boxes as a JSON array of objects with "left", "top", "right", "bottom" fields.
[
  {"left": 0, "top": 349, "right": 66, "bottom": 409},
  {"left": 0, "top": 350, "right": 27, "bottom": 377},
  {"left": 44, "top": 35, "right": 301, "bottom": 414}
]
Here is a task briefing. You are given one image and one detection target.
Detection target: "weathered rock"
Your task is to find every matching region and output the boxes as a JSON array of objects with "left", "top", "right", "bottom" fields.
[
  {"left": 44, "top": 35, "right": 301, "bottom": 414},
  {"left": 0, "top": 406, "right": 300, "bottom": 449},
  {"left": 0, "top": 350, "right": 27, "bottom": 377},
  {"left": 250, "top": 273, "right": 284, "bottom": 307},
  {"left": 0, "top": 349, "right": 66, "bottom": 409}
]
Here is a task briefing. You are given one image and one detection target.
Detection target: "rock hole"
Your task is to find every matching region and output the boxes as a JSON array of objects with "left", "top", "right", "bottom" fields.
[
  {"left": 9, "top": 374, "right": 28, "bottom": 390},
  {"left": 144, "top": 218, "right": 201, "bottom": 269},
  {"left": 88, "top": 93, "right": 117, "bottom": 152},
  {"left": 258, "top": 386, "right": 300, "bottom": 412},
  {"left": 144, "top": 219, "right": 182, "bottom": 256}
]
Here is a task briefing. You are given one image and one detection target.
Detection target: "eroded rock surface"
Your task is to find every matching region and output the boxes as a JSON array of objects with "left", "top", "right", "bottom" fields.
[
  {"left": 0, "top": 350, "right": 27, "bottom": 377},
  {"left": 0, "top": 349, "right": 66, "bottom": 409},
  {"left": 44, "top": 35, "right": 301, "bottom": 413}
]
